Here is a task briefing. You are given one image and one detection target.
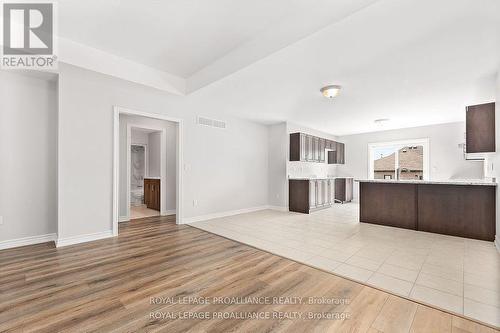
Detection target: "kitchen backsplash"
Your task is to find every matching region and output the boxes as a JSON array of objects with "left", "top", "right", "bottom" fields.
[{"left": 288, "top": 161, "right": 337, "bottom": 178}]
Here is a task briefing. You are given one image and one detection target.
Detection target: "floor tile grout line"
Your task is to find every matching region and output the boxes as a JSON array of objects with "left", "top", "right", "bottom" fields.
[
  {"left": 189, "top": 222, "right": 496, "bottom": 328},
  {"left": 190, "top": 205, "right": 498, "bottom": 326}
]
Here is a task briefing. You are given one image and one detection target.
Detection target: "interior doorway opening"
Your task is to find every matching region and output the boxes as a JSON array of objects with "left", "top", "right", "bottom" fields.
[
  {"left": 113, "top": 107, "right": 183, "bottom": 236},
  {"left": 129, "top": 128, "right": 161, "bottom": 220}
]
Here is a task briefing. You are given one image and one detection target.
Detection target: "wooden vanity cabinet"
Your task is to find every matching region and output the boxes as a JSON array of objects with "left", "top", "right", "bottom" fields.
[{"left": 144, "top": 178, "right": 160, "bottom": 211}]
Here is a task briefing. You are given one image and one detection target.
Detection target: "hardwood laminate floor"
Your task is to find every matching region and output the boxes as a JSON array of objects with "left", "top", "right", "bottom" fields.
[
  {"left": 190, "top": 205, "right": 500, "bottom": 328},
  {"left": 0, "top": 216, "right": 497, "bottom": 333}
]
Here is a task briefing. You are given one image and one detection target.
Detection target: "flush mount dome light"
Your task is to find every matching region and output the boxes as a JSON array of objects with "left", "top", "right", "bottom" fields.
[
  {"left": 374, "top": 118, "right": 390, "bottom": 125},
  {"left": 320, "top": 85, "right": 342, "bottom": 98}
]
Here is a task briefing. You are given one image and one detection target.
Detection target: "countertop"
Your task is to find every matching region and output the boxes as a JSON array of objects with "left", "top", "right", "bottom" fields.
[{"left": 355, "top": 179, "right": 497, "bottom": 186}]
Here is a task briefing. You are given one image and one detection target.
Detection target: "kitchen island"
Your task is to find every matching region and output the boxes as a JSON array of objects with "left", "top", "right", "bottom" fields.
[{"left": 356, "top": 179, "right": 496, "bottom": 241}]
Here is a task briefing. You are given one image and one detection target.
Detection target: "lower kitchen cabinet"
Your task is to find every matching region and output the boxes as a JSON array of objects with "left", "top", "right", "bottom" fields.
[
  {"left": 289, "top": 179, "right": 333, "bottom": 213},
  {"left": 359, "top": 181, "right": 496, "bottom": 241},
  {"left": 334, "top": 178, "right": 353, "bottom": 203}
]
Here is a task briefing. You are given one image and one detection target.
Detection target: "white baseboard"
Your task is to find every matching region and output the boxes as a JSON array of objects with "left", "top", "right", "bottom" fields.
[
  {"left": 119, "top": 216, "right": 129, "bottom": 223},
  {"left": 267, "top": 205, "right": 289, "bottom": 212},
  {"left": 163, "top": 209, "right": 176, "bottom": 216},
  {"left": 495, "top": 236, "right": 500, "bottom": 253},
  {"left": 183, "top": 205, "right": 270, "bottom": 224},
  {"left": 0, "top": 233, "right": 57, "bottom": 250},
  {"left": 56, "top": 230, "right": 114, "bottom": 248}
]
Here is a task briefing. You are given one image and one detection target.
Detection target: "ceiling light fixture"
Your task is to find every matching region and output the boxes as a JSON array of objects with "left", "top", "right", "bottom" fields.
[
  {"left": 374, "top": 118, "right": 390, "bottom": 126},
  {"left": 320, "top": 85, "right": 342, "bottom": 98}
]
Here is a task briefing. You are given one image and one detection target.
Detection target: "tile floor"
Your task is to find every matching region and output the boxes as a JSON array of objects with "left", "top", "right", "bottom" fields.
[
  {"left": 130, "top": 205, "right": 160, "bottom": 219},
  {"left": 190, "top": 203, "right": 500, "bottom": 328}
]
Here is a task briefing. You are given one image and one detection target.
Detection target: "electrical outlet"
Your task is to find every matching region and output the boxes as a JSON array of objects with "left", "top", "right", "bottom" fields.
[{"left": 192, "top": 200, "right": 198, "bottom": 207}]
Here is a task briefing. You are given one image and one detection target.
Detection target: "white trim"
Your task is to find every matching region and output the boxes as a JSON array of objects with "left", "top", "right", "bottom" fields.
[
  {"left": 56, "top": 230, "right": 113, "bottom": 248},
  {"left": 268, "top": 205, "right": 289, "bottom": 212},
  {"left": 113, "top": 106, "right": 183, "bottom": 237},
  {"left": 367, "top": 138, "right": 430, "bottom": 180},
  {"left": 119, "top": 216, "right": 129, "bottom": 223},
  {"left": 164, "top": 209, "right": 176, "bottom": 216},
  {"left": 0, "top": 234, "right": 57, "bottom": 250},
  {"left": 495, "top": 236, "right": 500, "bottom": 253},
  {"left": 184, "top": 206, "right": 269, "bottom": 224}
]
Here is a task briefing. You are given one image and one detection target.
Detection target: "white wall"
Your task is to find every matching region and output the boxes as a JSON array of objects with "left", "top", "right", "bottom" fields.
[
  {"left": 131, "top": 130, "right": 149, "bottom": 146},
  {"left": 493, "top": 70, "right": 500, "bottom": 247},
  {"left": 337, "top": 122, "right": 484, "bottom": 201},
  {"left": 0, "top": 72, "right": 57, "bottom": 242},
  {"left": 268, "top": 123, "right": 288, "bottom": 208},
  {"left": 58, "top": 63, "right": 268, "bottom": 239},
  {"left": 119, "top": 114, "right": 176, "bottom": 218},
  {"left": 148, "top": 131, "right": 161, "bottom": 177},
  {"left": 497, "top": 70, "right": 500, "bottom": 247}
]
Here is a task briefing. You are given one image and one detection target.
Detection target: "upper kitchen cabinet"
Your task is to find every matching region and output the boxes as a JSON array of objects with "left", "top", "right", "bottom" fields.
[
  {"left": 466, "top": 102, "right": 495, "bottom": 153},
  {"left": 327, "top": 142, "right": 345, "bottom": 164},
  {"left": 336, "top": 142, "right": 345, "bottom": 164},
  {"left": 319, "top": 138, "right": 326, "bottom": 162},
  {"left": 289, "top": 133, "right": 344, "bottom": 164}
]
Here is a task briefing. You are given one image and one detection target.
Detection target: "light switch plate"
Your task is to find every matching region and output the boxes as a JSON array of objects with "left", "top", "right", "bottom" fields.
[{"left": 0, "top": 216, "right": 3, "bottom": 226}]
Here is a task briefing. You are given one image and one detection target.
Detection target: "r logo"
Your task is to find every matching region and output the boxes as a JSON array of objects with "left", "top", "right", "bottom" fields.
[{"left": 3, "top": 3, "right": 53, "bottom": 55}]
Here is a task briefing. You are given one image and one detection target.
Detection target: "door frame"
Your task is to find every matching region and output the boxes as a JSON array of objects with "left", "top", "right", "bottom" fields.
[
  {"left": 113, "top": 106, "right": 183, "bottom": 236},
  {"left": 126, "top": 124, "right": 165, "bottom": 221}
]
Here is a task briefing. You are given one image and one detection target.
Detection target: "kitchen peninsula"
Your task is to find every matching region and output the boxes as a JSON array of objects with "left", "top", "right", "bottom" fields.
[{"left": 356, "top": 179, "right": 496, "bottom": 241}]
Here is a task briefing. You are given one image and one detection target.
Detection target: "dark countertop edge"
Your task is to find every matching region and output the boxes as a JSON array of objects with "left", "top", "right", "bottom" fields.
[
  {"left": 355, "top": 179, "right": 497, "bottom": 186},
  {"left": 289, "top": 177, "right": 354, "bottom": 180}
]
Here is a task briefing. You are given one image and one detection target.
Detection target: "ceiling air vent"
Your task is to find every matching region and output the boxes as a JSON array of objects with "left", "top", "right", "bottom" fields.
[{"left": 197, "top": 116, "right": 227, "bottom": 129}]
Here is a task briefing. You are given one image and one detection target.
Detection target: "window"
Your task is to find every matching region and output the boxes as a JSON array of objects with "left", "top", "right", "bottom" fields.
[{"left": 368, "top": 139, "right": 429, "bottom": 180}]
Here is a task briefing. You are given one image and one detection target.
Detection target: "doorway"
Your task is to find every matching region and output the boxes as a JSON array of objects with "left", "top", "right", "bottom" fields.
[
  {"left": 129, "top": 127, "right": 161, "bottom": 220},
  {"left": 113, "top": 106, "right": 183, "bottom": 236}
]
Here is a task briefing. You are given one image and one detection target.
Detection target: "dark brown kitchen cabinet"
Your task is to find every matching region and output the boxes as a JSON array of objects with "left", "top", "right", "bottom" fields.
[
  {"left": 360, "top": 182, "right": 418, "bottom": 230},
  {"left": 290, "top": 133, "right": 345, "bottom": 164},
  {"left": 417, "top": 184, "right": 495, "bottom": 241},
  {"left": 312, "top": 137, "right": 320, "bottom": 161},
  {"left": 327, "top": 150, "right": 336, "bottom": 164},
  {"left": 144, "top": 178, "right": 160, "bottom": 211},
  {"left": 359, "top": 181, "right": 496, "bottom": 241},
  {"left": 334, "top": 178, "right": 353, "bottom": 203},
  {"left": 289, "top": 179, "right": 333, "bottom": 213},
  {"left": 466, "top": 102, "right": 495, "bottom": 153},
  {"left": 319, "top": 138, "right": 326, "bottom": 162},
  {"left": 289, "top": 133, "right": 301, "bottom": 161},
  {"left": 327, "top": 142, "right": 345, "bottom": 164},
  {"left": 306, "top": 135, "right": 313, "bottom": 161},
  {"left": 336, "top": 142, "right": 345, "bottom": 164}
]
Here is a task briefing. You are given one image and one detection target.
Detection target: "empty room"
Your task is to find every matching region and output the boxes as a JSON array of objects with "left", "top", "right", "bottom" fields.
[{"left": 0, "top": 0, "right": 499, "bottom": 332}]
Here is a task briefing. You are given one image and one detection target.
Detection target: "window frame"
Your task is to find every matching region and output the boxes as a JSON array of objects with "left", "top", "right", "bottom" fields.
[{"left": 368, "top": 138, "right": 430, "bottom": 181}]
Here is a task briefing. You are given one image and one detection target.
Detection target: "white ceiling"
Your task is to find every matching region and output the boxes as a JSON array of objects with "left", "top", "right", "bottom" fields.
[
  {"left": 57, "top": 0, "right": 500, "bottom": 135},
  {"left": 58, "top": 0, "right": 377, "bottom": 80},
  {"left": 187, "top": 0, "right": 500, "bottom": 135}
]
